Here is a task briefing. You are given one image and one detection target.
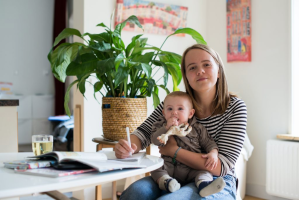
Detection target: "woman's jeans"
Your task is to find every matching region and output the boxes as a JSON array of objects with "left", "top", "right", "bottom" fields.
[{"left": 120, "top": 175, "right": 237, "bottom": 200}]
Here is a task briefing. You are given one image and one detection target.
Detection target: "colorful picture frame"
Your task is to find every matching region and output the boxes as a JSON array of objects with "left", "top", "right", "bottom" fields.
[
  {"left": 115, "top": 0, "right": 188, "bottom": 36},
  {"left": 226, "top": 0, "right": 252, "bottom": 62}
]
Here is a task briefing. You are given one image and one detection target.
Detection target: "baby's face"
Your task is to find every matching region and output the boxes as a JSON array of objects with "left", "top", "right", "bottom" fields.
[{"left": 163, "top": 96, "right": 194, "bottom": 124}]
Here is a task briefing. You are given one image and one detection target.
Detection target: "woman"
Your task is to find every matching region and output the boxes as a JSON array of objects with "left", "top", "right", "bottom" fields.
[{"left": 115, "top": 44, "right": 247, "bottom": 199}]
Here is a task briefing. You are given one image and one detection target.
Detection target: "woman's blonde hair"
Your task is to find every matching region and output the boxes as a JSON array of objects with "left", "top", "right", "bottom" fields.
[{"left": 181, "top": 44, "right": 236, "bottom": 116}]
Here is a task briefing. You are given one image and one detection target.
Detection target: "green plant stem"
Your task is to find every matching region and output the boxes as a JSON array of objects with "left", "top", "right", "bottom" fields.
[
  {"left": 130, "top": 69, "right": 138, "bottom": 96},
  {"left": 156, "top": 76, "right": 163, "bottom": 83},
  {"left": 98, "top": 90, "right": 104, "bottom": 97},
  {"left": 152, "top": 67, "right": 161, "bottom": 78},
  {"left": 150, "top": 36, "right": 170, "bottom": 68},
  {"left": 124, "top": 79, "right": 127, "bottom": 97},
  {"left": 107, "top": 76, "right": 115, "bottom": 97},
  {"left": 119, "top": 82, "right": 123, "bottom": 97},
  {"left": 134, "top": 70, "right": 143, "bottom": 95}
]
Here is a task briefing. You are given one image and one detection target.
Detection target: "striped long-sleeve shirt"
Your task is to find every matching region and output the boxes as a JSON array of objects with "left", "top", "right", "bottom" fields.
[{"left": 132, "top": 96, "right": 247, "bottom": 177}]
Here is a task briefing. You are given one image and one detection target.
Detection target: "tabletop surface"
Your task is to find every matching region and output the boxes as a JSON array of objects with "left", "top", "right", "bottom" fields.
[
  {"left": 0, "top": 99, "right": 19, "bottom": 106},
  {"left": 0, "top": 152, "right": 163, "bottom": 199}
]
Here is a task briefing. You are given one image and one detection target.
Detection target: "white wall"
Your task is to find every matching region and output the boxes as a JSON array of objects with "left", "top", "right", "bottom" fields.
[
  {"left": 207, "top": 0, "right": 291, "bottom": 199},
  {"left": 0, "top": 0, "right": 55, "bottom": 96}
]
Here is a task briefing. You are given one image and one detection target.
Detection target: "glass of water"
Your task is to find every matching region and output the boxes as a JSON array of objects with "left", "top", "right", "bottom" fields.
[{"left": 32, "top": 135, "right": 53, "bottom": 156}]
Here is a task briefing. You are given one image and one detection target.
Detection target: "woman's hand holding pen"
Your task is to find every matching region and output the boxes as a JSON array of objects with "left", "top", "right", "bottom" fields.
[{"left": 115, "top": 139, "right": 136, "bottom": 159}]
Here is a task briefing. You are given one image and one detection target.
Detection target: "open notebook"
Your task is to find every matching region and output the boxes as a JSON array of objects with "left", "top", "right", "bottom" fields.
[{"left": 98, "top": 150, "right": 146, "bottom": 162}]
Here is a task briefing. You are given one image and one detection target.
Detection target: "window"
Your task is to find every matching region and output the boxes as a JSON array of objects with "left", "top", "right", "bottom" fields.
[{"left": 292, "top": 0, "right": 299, "bottom": 135}]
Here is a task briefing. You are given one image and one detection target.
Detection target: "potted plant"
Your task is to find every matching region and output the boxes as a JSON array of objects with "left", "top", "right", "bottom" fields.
[{"left": 48, "top": 15, "right": 206, "bottom": 141}]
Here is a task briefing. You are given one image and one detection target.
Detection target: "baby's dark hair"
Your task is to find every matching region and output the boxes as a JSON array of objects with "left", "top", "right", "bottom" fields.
[{"left": 164, "top": 91, "right": 194, "bottom": 109}]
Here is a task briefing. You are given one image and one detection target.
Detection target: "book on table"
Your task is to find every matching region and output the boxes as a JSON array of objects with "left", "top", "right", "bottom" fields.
[
  {"left": 14, "top": 168, "right": 97, "bottom": 178},
  {"left": 4, "top": 159, "right": 56, "bottom": 169},
  {"left": 13, "top": 151, "right": 147, "bottom": 177}
]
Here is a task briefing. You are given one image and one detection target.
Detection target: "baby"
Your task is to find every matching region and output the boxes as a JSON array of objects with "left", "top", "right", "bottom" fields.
[{"left": 151, "top": 91, "right": 226, "bottom": 197}]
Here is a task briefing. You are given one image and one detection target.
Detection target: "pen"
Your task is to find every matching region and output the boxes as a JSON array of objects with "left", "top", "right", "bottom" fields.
[{"left": 126, "top": 127, "right": 132, "bottom": 156}]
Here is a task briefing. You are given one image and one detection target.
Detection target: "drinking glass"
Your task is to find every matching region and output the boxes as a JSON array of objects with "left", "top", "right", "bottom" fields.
[{"left": 32, "top": 135, "right": 53, "bottom": 156}]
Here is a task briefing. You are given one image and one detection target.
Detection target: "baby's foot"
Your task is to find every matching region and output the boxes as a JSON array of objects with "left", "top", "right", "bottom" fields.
[
  {"left": 198, "top": 177, "right": 226, "bottom": 197},
  {"left": 158, "top": 175, "right": 181, "bottom": 192}
]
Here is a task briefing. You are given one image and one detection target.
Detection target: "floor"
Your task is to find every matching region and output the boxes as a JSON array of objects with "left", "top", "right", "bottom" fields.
[{"left": 244, "top": 196, "right": 264, "bottom": 200}]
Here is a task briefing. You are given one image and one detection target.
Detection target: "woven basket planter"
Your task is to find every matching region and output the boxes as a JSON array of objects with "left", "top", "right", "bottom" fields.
[{"left": 102, "top": 97, "right": 147, "bottom": 141}]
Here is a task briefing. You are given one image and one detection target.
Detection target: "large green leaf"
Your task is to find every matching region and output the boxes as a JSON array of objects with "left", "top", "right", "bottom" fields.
[
  {"left": 161, "top": 51, "right": 182, "bottom": 64},
  {"left": 49, "top": 46, "right": 73, "bottom": 82},
  {"left": 66, "top": 53, "right": 98, "bottom": 76},
  {"left": 114, "top": 64, "right": 129, "bottom": 87},
  {"left": 48, "top": 43, "right": 86, "bottom": 82},
  {"left": 48, "top": 43, "right": 68, "bottom": 65},
  {"left": 94, "top": 81, "right": 104, "bottom": 92},
  {"left": 138, "top": 38, "right": 148, "bottom": 47},
  {"left": 96, "top": 22, "right": 109, "bottom": 29},
  {"left": 54, "top": 28, "right": 83, "bottom": 47},
  {"left": 166, "top": 62, "right": 182, "bottom": 84},
  {"left": 140, "top": 63, "right": 152, "bottom": 78},
  {"left": 78, "top": 79, "right": 86, "bottom": 96},
  {"left": 132, "top": 46, "right": 160, "bottom": 55},
  {"left": 112, "top": 35, "right": 125, "bottom": 51},
  {"left": 64, "top": 79, "right": 79, "bottom": 116},
  {"left": 152, "top": 90, "right": 160, "bottom": 108},
  {"left": 49, "top": 43, "right": 84, "bottom": 67},
  {"left": 76, "top": 71, "right": 95, "bottom": 96},
  {"left": 126, "top": 34, "right": 143, "bottom": 57},
  {"left": 96, "top": 57, "right": 115, "bottom": 76},
  {"left": 146, "top": 79, "right": 155, "bottom": 97},
  {"left": 157, "top": 85, "right": 170, "bottom": 94},
  {"left": 115, "top": 53, "right": 125, "bottom": 71},
  {"left": 166, "top": 62, "right": 182, "bottom": 91},
  {"left": 132, "top": 52, "right": 155, "bottom": 64},
  {"left": 54, "top": 44, "right": 72, "bottom": 67},
  {"left": 83, "top": 32, "right": 111, "bottom": 43},
  {"left": 89, "top": 41, "right": 112, "bottom": 52},
  {"left": 114, "top": 15, "right": 143, "bottom": 37},
  {"left": 168, "top": 28, "right": 207, "bottom": 45}
]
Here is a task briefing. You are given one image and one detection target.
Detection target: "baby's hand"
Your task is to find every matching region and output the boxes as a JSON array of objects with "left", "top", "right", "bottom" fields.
[
  {"left": 201, "top": 149, "right": 218, "bottom": 170},
  {"left": 165, "top": 117, "right": 179, "bottom": 130}
]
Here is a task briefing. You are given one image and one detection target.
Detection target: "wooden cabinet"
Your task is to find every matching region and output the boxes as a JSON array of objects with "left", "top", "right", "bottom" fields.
[{"left": 0, "top": 100, "right": 19, "bottom": 152}]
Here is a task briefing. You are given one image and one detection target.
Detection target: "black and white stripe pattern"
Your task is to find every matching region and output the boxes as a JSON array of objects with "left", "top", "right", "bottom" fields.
[{"left": 132, "top": 97, "right": 247, "bottom": 177}]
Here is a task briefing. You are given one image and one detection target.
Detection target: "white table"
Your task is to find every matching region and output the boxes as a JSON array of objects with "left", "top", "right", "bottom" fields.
[{"left": 0, "top": 152, "right": 163, "bottom": 199}]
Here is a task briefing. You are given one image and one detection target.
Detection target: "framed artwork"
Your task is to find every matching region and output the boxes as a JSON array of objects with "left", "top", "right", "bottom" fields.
[
  {"left": 226, "top": 0, "right": 251, "bottom": 62},
  {"left": 115, "top": 0, "right": 188, "bottom": 36}
]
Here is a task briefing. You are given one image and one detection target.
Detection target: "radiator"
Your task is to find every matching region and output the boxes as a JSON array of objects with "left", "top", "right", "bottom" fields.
[{"left": 266, "top": 140, "right": 299, "bottom": 199}]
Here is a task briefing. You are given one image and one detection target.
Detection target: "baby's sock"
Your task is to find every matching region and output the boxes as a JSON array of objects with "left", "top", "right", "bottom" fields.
[
  {"left": 196, "top": 177, "right": 226, "bottom": 197},
  {"left": 158, "top": 175, "right": 181, "bottom": 193}
]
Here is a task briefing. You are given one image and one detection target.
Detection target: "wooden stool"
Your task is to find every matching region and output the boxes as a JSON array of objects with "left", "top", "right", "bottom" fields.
[{"left": 92, "top": 137, "right": 151, "bottom": 200}]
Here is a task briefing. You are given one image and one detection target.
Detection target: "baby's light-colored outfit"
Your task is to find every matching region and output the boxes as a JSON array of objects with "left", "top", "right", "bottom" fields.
[{"left": 151, "top": 116, "right": 218, "bottom": 185}]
